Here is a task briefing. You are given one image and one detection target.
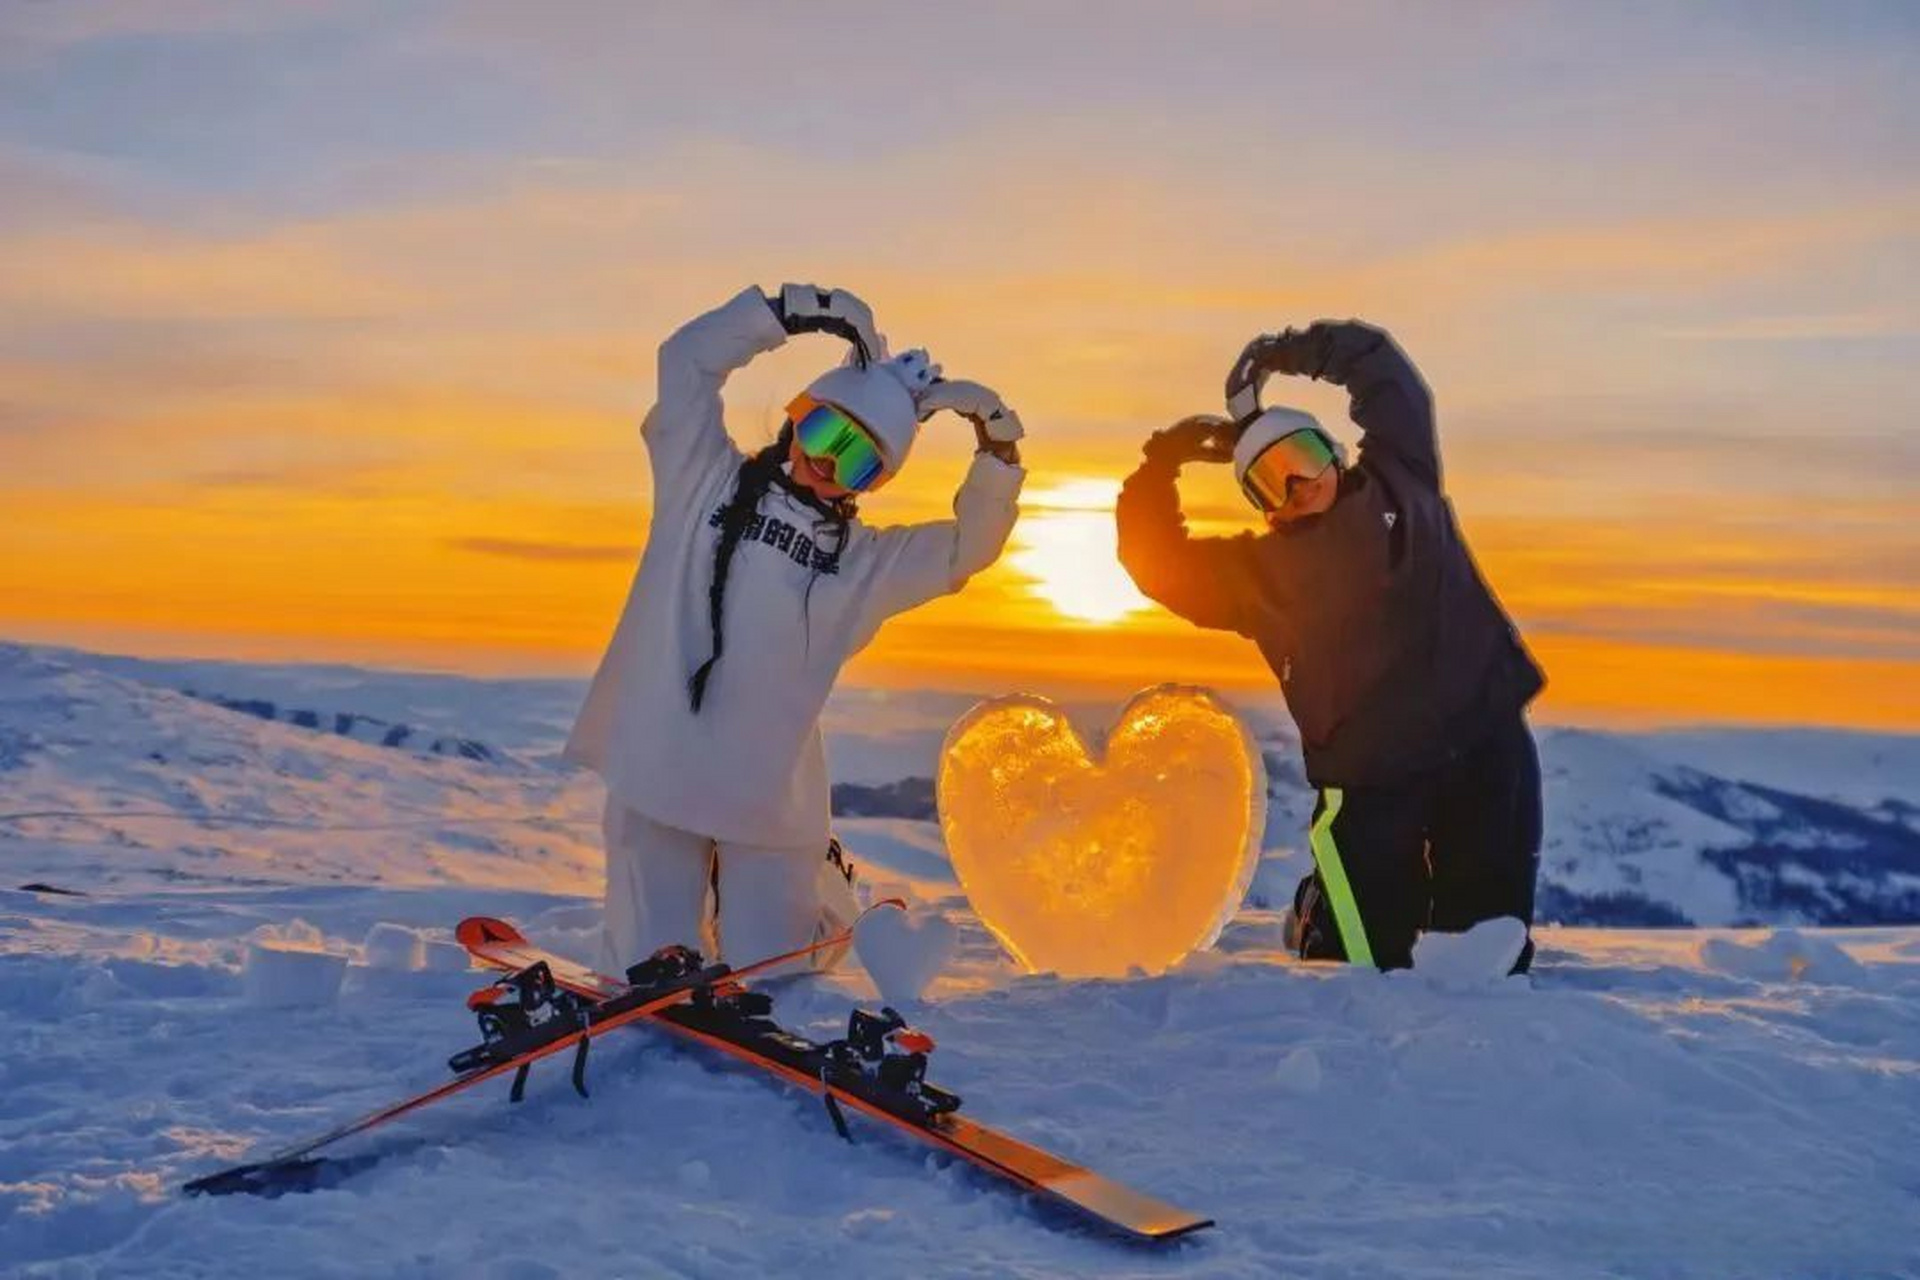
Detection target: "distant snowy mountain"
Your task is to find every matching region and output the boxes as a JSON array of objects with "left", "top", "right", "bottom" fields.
[
  {"left": 68, "top": 648, "right": 582, "bottom": 761},
  {"left": 183, "top": 690, "right": 503, "bottom": 763},
  {"left": 1536, "top": 727, "right": 1920, "bottom": 927},
  {"left": 4, "top": 641, "right": 1916, "bottom": 927}
]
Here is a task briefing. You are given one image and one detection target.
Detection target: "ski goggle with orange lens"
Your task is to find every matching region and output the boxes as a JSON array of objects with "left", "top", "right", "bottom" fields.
[
  {"left": 1239, "top": 428, "right": 1338, "bottom": 512},
  {"left": 787, "top": 393, "right": 888, "bottom": 492}
]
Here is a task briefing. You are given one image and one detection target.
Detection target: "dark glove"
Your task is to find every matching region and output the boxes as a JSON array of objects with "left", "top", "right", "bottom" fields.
[
  {"left": 1144, "top": 414, "right": 1236, "bottom": 467},
  {"left": 772, "top": 284, "right": 884, "bottom": 368},
  {"left": 1225, "top": 327, "right": 1331, "bottom": 424}
]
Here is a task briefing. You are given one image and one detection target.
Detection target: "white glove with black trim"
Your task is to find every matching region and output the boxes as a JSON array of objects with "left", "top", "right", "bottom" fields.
[
  {"left": 917, "top": 378, "right": 1025, "bottom": 448},
  {"left": 775, "top": 284, "right": 887, "bottom": 367}
]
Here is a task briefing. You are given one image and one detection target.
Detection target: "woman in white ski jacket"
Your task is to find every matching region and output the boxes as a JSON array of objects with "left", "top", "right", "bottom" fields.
[{"left": 565, "top": 284, "right": 1026, "bottom": 974}]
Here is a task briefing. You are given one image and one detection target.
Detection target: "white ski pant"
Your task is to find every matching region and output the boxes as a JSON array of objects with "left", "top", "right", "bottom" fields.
[{"left": 598, "top": 802, "right": 843, "bottom": 975}]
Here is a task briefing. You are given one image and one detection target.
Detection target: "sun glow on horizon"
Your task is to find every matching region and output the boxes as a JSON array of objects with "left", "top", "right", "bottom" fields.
[{"left": 1007, "top": 479, "right": 1154, "bottom": 625}]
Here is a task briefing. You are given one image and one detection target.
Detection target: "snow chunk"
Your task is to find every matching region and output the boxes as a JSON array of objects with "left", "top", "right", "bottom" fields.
[
  {"left": 420, "top": 938, "right": 473, "bottom": 973},
  {"left": 76, "top": 965, "right": 130, "bottom": 1007},
  {"left": 249, "top": 918, "right": 327, "bottom": 952},
  {"left": 1274, "top": 1047, "right": 1324, "bottom": 1094},
  {"left": 839, "top": 1207, "right": 899, "bottom": 1239},
  {"left": 1411, "top": 917, "right": 1530, "bottom": 987},
  {"left": 361, "top": 922, "right": 425, "bottom": 971},
  {"left": 242, "top": 921, "right": 347, "bottom": 1006},
  {"left": 1698, "top": 929, "right": 1874, "bottom": 987}
]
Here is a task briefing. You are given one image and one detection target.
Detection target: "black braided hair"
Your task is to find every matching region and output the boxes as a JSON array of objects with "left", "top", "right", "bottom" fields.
[
  {"left": 687, "top": 432, "right": 788, "bottom": 712},
  {"left": 687, "top": 426, "right": 861, "bottom": 712}
]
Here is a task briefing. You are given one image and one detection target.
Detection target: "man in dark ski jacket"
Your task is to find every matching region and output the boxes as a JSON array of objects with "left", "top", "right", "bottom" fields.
[{"left": 1115, "top": 321, "right": 1545, "bottom": 972}]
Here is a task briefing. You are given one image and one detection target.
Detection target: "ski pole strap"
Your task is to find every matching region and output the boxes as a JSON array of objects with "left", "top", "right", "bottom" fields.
[{"left": 1307, "top": 788, "right": 1374, "bottom": 968}]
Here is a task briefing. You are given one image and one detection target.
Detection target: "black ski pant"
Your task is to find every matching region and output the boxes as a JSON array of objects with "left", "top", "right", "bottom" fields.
[{"left": 1299, "top": 713, "right": 1542, "bottom": 972}]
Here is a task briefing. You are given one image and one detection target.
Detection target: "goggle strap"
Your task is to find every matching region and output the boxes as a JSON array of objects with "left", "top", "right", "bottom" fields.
[{"left": 786, "top": 391, "right": 821, "bottom": 423}]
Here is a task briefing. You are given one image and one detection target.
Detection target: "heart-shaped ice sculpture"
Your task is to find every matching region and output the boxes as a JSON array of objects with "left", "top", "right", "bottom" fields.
[{"left": 936, "top": 686, "right": 1266, "bottom": 978}]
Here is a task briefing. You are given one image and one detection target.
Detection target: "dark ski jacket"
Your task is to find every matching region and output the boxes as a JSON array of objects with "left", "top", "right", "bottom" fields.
[{"left": 1116, "top": 322, "right": 1543, "bottom": 789}]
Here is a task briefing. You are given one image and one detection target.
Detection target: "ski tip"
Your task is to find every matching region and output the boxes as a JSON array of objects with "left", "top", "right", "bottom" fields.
[
  {"left": 455, "top": 916, "right": 528, "bottom": 950},
  {"left": 182, "top": 1147, "right": 400, "bottom": 1198},
  {"left": 181, "top": 1158, "right": 320, "bottom": 1198},
  {"left": 1151, "top": 1215, "right": 1216, "bottom": 1242}
]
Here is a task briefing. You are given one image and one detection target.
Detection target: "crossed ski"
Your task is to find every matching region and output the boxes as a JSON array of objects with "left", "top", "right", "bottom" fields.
[
  {"left": 180, "top": 910, "right": 870, "bottom": 1199},
  {"left": 181, "top": 905, "right": 1213, "bottom": 1242}
]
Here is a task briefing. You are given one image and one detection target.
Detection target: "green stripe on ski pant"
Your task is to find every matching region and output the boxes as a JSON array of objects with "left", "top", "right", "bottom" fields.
[{"left": 1308, "top": 787, "right": 1375, "bottom": 968}]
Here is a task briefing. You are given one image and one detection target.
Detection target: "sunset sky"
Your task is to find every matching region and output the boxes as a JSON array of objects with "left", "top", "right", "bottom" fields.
[{"left": 2, "top": 3, "right": 1915, "bottom": 727}]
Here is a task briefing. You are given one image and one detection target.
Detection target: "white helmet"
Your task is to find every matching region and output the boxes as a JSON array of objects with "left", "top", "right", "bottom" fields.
[
  {"left": 802, "top": 349, "right": 940, "bottom": 473},
  {"left": 1232, "top": 405, "right": 1347, "bottom": 487}
]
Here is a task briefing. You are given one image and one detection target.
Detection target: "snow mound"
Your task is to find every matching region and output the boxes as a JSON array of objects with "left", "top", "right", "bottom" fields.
[{"left": 1698, "top": 927, "right": 1875, "bottom": 987}]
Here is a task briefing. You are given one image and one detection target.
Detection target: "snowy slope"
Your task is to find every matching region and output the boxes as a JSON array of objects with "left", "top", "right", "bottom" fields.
[
  {"left": 66, "top": 649, "right": 584, "bottom": 765},
  {"left": 5, "top": 886, "right": 1919, "bottom": 1277},
  {"left": 2, "top": 643, "right": 1919, "bottom": 1277},
  {"left": 0, "top": 645, "right": 602, "bottom": 894}
]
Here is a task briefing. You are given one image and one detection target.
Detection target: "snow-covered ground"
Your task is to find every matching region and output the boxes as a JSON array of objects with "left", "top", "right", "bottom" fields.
[{"left": 3, "top": 643, "right": 1918, "bottom": 1278}]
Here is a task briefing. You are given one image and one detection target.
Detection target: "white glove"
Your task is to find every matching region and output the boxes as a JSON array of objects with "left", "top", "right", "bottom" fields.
[
  {"left": 882, "top": 349, "right": 943, "bottom": 398},
  {"left": 916, "top": 378, "right": 1025, "bottom": 444},
  {"left": 777, "top": 284, "right": 886, "bottom": 366}
]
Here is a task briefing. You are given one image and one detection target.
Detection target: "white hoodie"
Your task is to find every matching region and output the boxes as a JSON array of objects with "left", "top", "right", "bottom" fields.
[{"left": 565, "top": 288, "right": 1025, "bottom": 849}]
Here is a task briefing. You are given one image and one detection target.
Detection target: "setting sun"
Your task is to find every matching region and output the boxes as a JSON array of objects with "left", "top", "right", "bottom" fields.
[{"left": 1007, "top": 479, "right": 1153, "bottom": 625}]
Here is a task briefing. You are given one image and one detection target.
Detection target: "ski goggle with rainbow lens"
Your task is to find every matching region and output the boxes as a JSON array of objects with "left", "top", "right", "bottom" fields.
[
  {"left": 1239, "top": 427, "right": 1338, "bottom": 513},
  {"left": 787, "top": 393, "right": 889, "bottom": 492}
]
